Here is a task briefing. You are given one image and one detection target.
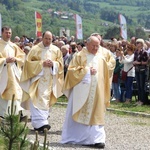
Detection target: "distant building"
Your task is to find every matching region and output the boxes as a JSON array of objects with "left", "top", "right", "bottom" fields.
[
  {"left": 142, "top": 27, "right": 150, "bottom": 33},
  {"left": 61, "top": 16, "right": 69, "bottom": 19}
]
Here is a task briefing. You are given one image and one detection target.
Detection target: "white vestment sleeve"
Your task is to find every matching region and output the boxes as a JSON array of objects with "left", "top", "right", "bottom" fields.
[
  {"left": 81, "top": 69, "right": 91, "bottom": 84},
  {"left": 12, "top": 63, "right": 21, "bottom": 80},
  {"left": 0, "top": 66, "right": 8, "bottom": 94},
  {"left": 50, "top": 61, "right": 58, "bottom": 75}
]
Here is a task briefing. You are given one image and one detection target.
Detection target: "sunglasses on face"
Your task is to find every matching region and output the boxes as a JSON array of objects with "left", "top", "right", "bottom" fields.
[{"left": 136, "top": 42, "right": 141, "bottom": 44}]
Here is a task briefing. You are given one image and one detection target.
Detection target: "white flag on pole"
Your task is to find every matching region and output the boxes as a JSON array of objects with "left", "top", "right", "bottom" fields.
[
  {"left": 119, "top": 14, "right": 127, "bottom": 40},
  {"left": 75, "top": 14, "right": 83, "bottom": 40},
  {"left": 0, "top": 14, "right": 2, "bottom": 37}
]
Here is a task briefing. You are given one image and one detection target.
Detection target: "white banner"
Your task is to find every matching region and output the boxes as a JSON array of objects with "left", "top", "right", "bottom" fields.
[
  {"left": 0, "top": 14, "right": 2, "bottom": 37},
  {"left": 75, "top": 14, "right": 83, "bottom": 40},
  {"left": 119, "top": 14, "right": 127, "bottom": 40},
  {"left": 66, "top": 29, "right": 70, "bottom": 37},
  {"left": 60, "top": 27, "right": 65, "bottom": 37}
]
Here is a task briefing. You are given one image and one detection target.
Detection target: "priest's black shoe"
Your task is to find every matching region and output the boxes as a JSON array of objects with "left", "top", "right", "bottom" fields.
[
  {"left": 94, "top": 143, "right": 105, "bottom": 149},
  {"left": 0, "top": 116, "right": 4, "bottom": 122},
  {"left": 83, "top": 143, "right": 105, "bottom": 149},
  {"left": 34, "top": 124, "right": 51, "bottom": 133},
  {"left": 0, "top": 116, "right": 4, "bottom": 119}
]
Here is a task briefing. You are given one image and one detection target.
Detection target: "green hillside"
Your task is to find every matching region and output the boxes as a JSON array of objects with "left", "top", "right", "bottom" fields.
[{"left": 0, "top": 0, "right": 149, "bottom": 40}]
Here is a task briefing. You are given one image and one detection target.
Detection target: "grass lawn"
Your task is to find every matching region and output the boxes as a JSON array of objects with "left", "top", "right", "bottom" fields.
[
  {"left": 0, "top": 137, "right": 4, "bottom": 149},
  {"left": 57, "top": 95, "right": 150, "bottom": 114},
  {"left": 110, "top": 101, "right": 150, "bottom": 114}
]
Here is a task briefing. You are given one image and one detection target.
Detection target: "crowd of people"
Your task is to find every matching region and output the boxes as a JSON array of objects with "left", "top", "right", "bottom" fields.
[
  {"left": 0, "top": 25, "right": 150, "bottom": 149},
  {"left": 109, "top": 38, "right": 150, "bottom": 105}
]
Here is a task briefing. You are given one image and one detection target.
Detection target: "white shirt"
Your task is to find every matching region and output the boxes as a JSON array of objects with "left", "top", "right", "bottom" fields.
[{"left": 119, "top": 54, "right": 135, "bottom": 77}]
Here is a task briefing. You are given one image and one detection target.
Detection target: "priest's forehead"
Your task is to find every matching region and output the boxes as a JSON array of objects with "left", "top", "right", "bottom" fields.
[
  {"left": 42, "top": 31, "right": 52, "bottom": 38},
  {"left": 87, "top": 36, "right": 100, "bottom": 44},
  {"left": 2, "top": 26, "right": 12, "bottom": 33}
]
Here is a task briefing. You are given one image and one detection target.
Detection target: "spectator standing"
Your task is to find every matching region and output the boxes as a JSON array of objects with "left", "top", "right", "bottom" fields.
[
  {"left": 130, "top": 36, "right": 137, "bottom": 45},
  {"left": 77, "top": 42, "right": 85, "bottom": 51},
  {"left": 112, "top": 48, "right": 123, "bottom": 102},
  {"left": 69, "top": 35, "right": 75, "bottom": 44},
  {"left": 133, "top": 39, "right": 149, "bottom": 105},
  {"left": 13, "top": 36, "right": 20, "bottom": 47},
  {"left": 65, "top": 42, "right": 78, "bottom": 68},
  {"left": 121, "top": 39, "right": 128, "bottom": 55},
  {"left": 23, "top": 45, "right": 31, "bottom": 56},
  {"left": 57, "top": 40, "right": 65, "bottom": 49},
  {"left": 119, "top": 44, "right": 135, "bottom": 103},
  {"left": 33, "top": 36, "right": 42, "bottom": 45},
  {"left": 60, "top": 45, "right": 70, "bottom": 78},
  {"left": 145, "top": 41, "right": 150, "bottom": 81}
]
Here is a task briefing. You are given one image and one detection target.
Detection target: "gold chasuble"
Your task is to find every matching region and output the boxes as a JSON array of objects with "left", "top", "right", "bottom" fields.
[
  {"left": 0, "top": 39, "right": 25, "bottom": 100},
  {"left": 63, "top": 48, "right": 111, "bottom": 125},
  {"left": 20, "top": 42, "right": 64, "bottom": 110},
  {"left": 99, "top": 46, "right": 116, "bottom": 80}
]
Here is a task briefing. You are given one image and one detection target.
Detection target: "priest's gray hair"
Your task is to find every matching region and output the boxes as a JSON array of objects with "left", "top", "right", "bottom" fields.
[
  {"left": 90, "top": 32, "right": 100, "bottom": 36},
  {"left": 87, "top": 36, "right": 99, "bottom": 43},
  {"left": 86, "top": 37, "right": 91, "bottom": 43}
]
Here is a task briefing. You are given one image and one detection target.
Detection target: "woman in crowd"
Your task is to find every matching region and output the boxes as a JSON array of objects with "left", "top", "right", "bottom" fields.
[
  {"left": 77, "top": 42, "right": 85, "bottom": 51},
  {"left": 133, "top": 39, "right": 149, "bottom": 105},
  {"left": 119, "top": 44, "right": 135, "bottom": 103},
  {"left": 111, "top": 43, "right": 123, "bottom": 102}
]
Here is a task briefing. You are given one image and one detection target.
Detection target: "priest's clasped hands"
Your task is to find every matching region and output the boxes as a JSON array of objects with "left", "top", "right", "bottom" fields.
[
  {"left": 43, "top": 59, "right": 53, "bottom": 67},
  {"left": 6, "top": 57, "right": 16, "bottom": 63},
  {"left": 90, "top": 67, "right": 97, "bottom": 75}
]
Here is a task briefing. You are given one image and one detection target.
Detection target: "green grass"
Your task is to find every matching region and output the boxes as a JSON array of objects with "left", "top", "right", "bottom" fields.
[
  {"left": 110, "top": 101, "right": 150, "bottom": 114},
  {"left": 23, "top": 0, "right": 44, "bottom": 10},
  {"left": 0, "top": 136, "right": 5, "bottom": 149},
  {"left": 58, "top": 95, "right": 68, "bottom": 103},
  {"left": 57, "top": 95, "right": 150, "bottom": 114}
]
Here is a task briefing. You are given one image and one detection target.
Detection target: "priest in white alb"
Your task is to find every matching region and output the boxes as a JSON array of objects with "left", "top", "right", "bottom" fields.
[
  {"left": 61, "top": 36, "right": 113, "bottom": 149},
  {"left": 0, "top": 26, "right": 25, "bottom": 118},
  {"left": 20, "top": 31, "right": 64, "bottom": 132}
]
